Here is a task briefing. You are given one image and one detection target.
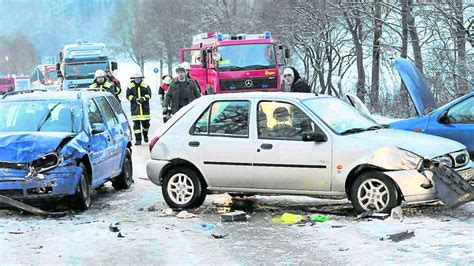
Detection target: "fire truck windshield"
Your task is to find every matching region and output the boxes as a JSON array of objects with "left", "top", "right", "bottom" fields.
[
  {"left": 217, "top": 43, "right": 276, "bottom": 71},
  {"left": 65, "top": 61, "right": 108, "bottom": 79}
]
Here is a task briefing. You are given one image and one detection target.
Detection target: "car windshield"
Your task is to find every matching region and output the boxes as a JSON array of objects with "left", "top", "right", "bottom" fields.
[
  {"left": 302, "top": 98, "right": 381, "bottom": 135},
  {"left": 217, "top": 44, "right": 276, "bottom": 71},
  {"left": 0, "top": 101, "right": 83, "bottom": 132},
  {"left": 65, "top": 61, "right": 108, "bottom": 79}
]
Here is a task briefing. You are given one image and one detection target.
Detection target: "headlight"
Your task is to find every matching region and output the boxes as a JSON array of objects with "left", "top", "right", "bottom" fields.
[
  {"left": 26, "top": 153, "right": 63, "bottom": 179},
  {"left": 432, "top": 155, "right": 454, "bottom": 168}
]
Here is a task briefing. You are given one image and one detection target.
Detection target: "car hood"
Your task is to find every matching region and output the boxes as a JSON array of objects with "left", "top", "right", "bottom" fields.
[
  {"left": 348, "top": 129, "right": 466, "bottom": 159},
  {"left": 0, "top": 132, "right": 76, "bottom": 163},
  {"left": 394, "top": 58, "right": 437, "bottom": 116}
]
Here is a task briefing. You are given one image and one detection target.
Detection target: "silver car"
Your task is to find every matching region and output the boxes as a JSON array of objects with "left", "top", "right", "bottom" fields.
[{"left": 147, "top": 92, "right": 472, "bottom": 213}]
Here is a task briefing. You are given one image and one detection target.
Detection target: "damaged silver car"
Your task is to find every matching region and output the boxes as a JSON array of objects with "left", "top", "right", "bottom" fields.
[{"left": 147, "top": 92, "right": 473, "bottom": 213}]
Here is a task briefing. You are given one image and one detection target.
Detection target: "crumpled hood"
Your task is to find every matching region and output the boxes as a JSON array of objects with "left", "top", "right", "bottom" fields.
[
  {"left": 0, "top": 132, "right": 76, "bottom": 163},
  {"left": 348, "top": 129, "right": 466, "bottom": 159},
  {"left": 394, "top": 58, "right": 437, "bottom": 115}
]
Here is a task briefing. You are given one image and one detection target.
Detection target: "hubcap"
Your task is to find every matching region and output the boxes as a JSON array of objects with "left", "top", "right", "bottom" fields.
[
  {"left": 357, "top": 178, "right": 389, "bottom": 211},
  {"left": 167, "top": 173, "right": 194, "bottom": 205}
]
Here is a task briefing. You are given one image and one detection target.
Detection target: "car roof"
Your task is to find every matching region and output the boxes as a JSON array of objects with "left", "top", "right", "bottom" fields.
[
  {"left": 1, "top": 90, "right": 113, "bottom": 102},
  {"left": 203, "top": 92, "right": 333, "bottom": 101}
]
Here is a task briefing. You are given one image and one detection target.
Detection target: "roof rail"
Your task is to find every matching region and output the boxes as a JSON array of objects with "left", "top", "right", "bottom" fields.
[{"left": 2, "top": 89, "right": 48, "bottom": 99}]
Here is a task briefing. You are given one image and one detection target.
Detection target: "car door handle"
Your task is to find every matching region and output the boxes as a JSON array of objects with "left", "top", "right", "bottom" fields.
[
  {"left": 260, "top": 143, "right": 273, "bottom": 150},
  {"left": 189, "top": 141, "right": 200, "bottom": 147}
]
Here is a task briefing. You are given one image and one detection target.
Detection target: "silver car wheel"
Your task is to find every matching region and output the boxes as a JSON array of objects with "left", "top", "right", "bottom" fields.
[
  {"left": 167, "top": 173, "right": 195, "bottom": 205},
  {"left": 357, "top": 178, "right": 389, "bottom": 211}
]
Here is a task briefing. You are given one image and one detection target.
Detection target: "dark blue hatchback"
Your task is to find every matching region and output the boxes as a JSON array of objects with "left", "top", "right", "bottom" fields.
[{"left": 0, "top": 90, "right": 133, "bottom": 210}]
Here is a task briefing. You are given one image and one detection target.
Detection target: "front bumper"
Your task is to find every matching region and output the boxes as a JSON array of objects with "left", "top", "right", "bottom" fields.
[
  {"left": 0, "top": 166, "right": 82, "bottom": 199},
  {"left": 146, "top": 159, "right": 169, "bottom": 186}
]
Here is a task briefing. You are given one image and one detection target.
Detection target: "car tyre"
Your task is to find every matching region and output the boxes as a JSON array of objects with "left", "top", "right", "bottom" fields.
[
  {"left": 112, "top": 149, "right": 133, "bottom": 190},
  {"left": 162, "top": 166, "right": 206, "bottom": 209},
  {"left": 70, "top": 163, "right": 91, "bottom": 211},
  {"left": 350, "top": 171, "right": 399, "bottom": 214}
]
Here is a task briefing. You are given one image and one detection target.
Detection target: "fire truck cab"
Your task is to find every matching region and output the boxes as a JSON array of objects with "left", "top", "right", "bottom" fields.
[{"left": 180, "top": 32, "right": 290, "bottom": 94}]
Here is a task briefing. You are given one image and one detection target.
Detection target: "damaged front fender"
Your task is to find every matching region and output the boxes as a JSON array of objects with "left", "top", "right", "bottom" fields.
[{"left": 368, "top": 146, "right": 473, "bottom": 208}]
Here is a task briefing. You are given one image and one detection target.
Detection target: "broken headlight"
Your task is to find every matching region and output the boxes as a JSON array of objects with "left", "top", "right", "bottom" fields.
[
  {"left": 432, "top": 155, "right": 454, "bottom": 168},
  {"left": 25, "top": 153, "right": 63, "bottom": 178}
]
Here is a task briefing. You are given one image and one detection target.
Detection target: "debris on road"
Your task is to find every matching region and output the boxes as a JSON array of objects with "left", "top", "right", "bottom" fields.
[
  {"left": 177, "top": 211, "right": 197, "bottom": 219},
  {"left": 355, "top": 209, "right": 389, "bottom": 221},
  {"left": 272, "top": 213, "right": 304, "bottom": 225},
  {"left": 109, "top": 222, "right": 120, "bottom": 233},
  {"left": 0, "top": 195, "right": 68, "bottom": 217},
  {"left": 221, "top": 211, "right": 247, "bottom": 222},
  {"left": 117, "top": 232, "right": 125, "bottom": 238},
  {"left": 193, "top": 223, "right": 216, "bottom": 232},
  {"left": 213, "top": 193, "right": 233, "bottom": 213},
  {"left": 310, "top": 215, "right": 331, "bottom": 222},
  {"left": 338, "top": 248, "right": 349, "bottom": 252},
  {"left": 160, "top": 208, "right": 174, "bottom": 216},
  {"left": 390, "top": 206, "right": 404, "bottom": 220},
  {"left": 211, "top": 234, "right": 228, "bottom": 239},
  {"left": 381, "top": 230, "right": 415, "bottom": 242}
]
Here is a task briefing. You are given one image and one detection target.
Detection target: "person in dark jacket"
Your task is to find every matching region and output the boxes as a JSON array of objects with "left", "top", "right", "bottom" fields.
[
  {"left": 282, "top": 67, "right": 311, "bottom": 93},
  {"left": 126, "top": 71, "right": 152, "bottom": 145},
  {"left": 105, "top": 69, "right": 122, "bottom": 101},
  {"left": 89, "top": 70, "right": 116, "bottom": 95},
  {"left": 163, "top": 65, "right": 201, "bottom": 115}
]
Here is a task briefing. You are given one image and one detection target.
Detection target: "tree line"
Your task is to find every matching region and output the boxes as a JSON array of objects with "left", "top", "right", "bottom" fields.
[{"left": 109, "top": 0, "right": 472, "bottom": 117}]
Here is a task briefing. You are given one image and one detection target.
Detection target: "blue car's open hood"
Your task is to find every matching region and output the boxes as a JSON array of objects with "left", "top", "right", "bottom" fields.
[
  {"left": 394, "top": 58, "right": 438, "bottom": 116},
  {"left": 0, "top": 132, "right": 76, "bottom": 163}
]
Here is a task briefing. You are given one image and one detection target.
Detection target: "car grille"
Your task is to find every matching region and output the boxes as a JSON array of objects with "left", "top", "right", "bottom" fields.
[
  {"left": 0, "top": 162, "right": 27, "bottom": 170},
  {"left": 220, "top": 77, "right": 277, "bottom": 91},
  {"left": 0, "top": 189, "right": 23, "bottom": 197}
]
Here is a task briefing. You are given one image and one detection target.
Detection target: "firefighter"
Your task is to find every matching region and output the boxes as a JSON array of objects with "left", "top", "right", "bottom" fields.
[
  {"left": 89, "top": 70, "right": 116, "bottom": 95},
  {"left": 158, "top": 75, "right": 172, "bottom": 102},
  {"left": 104, "top": 69, "right": 122, "bottom": 101},
  {"left": 126, "top": 71, "right": 152, "bottom": 146},
  {"left": 180, "top": 62, "right": 202, "bottom": 94}
]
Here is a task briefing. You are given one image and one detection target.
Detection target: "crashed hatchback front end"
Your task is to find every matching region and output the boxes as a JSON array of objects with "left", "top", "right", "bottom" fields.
[
  {"left": 0, "top": 133, "right": 89, "bottom": 202},
  {"left": 369, "top": 146, "right": 473, "bottom": 208}
]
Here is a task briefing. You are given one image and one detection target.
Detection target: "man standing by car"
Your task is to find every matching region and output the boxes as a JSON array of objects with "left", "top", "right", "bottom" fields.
[
  {"left": 163, "top": 65, "right": 201, "bottom": 115},
  {"left": 126, "top": 71, "right": 152, "bottom": 145},
  {"left": 89, "top": 70, "right": 116, "bottom": 95},
  {"left": 281, "top": 67, "right": 311, "bottom": 93}
]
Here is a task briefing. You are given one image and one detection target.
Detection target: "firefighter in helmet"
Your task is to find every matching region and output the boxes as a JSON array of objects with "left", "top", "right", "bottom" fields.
[
  {"left": 89, "top": 70, "right": 116, "bottom": 95},
  {"left": 126, "top": 71, "right": 152, "bottom": 145}
]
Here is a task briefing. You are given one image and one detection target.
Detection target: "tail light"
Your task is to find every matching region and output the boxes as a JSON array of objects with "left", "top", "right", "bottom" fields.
[{"left": 149, "top": 135, "right": 159, "bottom": 152}]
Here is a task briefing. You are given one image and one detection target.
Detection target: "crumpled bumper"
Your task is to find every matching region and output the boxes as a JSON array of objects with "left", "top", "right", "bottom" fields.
[{"left": 0, "top": 166, "right": 82, "bottom": 199}]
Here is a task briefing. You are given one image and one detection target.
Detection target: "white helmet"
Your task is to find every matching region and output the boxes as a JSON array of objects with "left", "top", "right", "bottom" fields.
[
  {"left": 180, "top": 62, "right": 191, "bottom": 71},
  {"left": 94, "top": 69, "right": 106, "bottom": 79},
  {"left": 130, "top": 71, "right": 144, "bottom": 79},
  {"left": 163, "top": 76, "right": 172, "bottom": 85}
]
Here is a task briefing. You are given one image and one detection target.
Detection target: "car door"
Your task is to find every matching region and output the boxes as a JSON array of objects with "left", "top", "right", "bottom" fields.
[
  {"left": 428, "top": 95, "right": 474, "bottom": 158},
  {"left": 86, "top": 98, "right": 111, "bottom": 184},
  {"left": 252, "top": 100, "right": 332, "bottom": 191},
  {"left": 95, "top": 97, "right": 123, "bottom": 177},
  {"left": 186, "top": 100, "right": 254, "bottom": 188}
]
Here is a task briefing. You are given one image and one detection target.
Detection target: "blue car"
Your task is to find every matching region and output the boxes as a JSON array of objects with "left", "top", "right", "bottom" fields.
[
  {"left": 0, "top": 90, "right": 133, "bottom": 210},
  {"left": 389, "top": 58, "right": 473, "bottom": 161}
]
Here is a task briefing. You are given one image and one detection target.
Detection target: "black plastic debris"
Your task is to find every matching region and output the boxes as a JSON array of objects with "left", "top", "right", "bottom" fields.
[
  {"left": 117, "top": 232, "right": 125, "bottom": 238},
  {"left": 429, "top": 163, "right": 474, "bottom": 209},
  {"left": 211, "top": 234, "right": 228, "bottom": 239},
  {"left": 221, "top": 211, "right": 247, "bottom": 222},
  {"left": 355, "top": 209, "right": 389, "bottom": 221},
  {"left": 0, "top": 195, "right": 68, "bottom": 217},
  {"left": 109, "top": 222, "right": 120, "bottom": 233},
  {"left": 381, "top": 230, "right": 415, "bottom": 242}
]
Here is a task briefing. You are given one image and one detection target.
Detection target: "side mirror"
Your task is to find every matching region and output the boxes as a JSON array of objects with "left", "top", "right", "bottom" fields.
[
  {"left": 438, "top": 110, "right": 450, "bottom": 124},
  {"left": 200, "top": 50, "right": 207, "bottom": 68},
  {"left": 302, "top": 132, "right": 327, "bottom": 142},
  {"left": 111, "top": 62, "right": 118, "bottom": 70},
  {"left": 56, "top": 63, "right": 60, "bottom": 71},
  {"left": 91, "top": 123, "right": 106, "bottom": 134},
  {"left": 284, "top": 48, "right": 291, "bottom": 59}
]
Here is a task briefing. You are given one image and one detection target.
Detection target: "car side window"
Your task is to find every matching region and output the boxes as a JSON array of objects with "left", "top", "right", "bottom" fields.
[
  {"left": 87, "top": 99, "right": 104, "bottom": 126},
  {"left": 106, "top": 95, "right": 126, "bottom": 120},
  {"left": 96, "top": 97, "right": 118, "bottom": 128},
  {"left": 191, "top": 101, "right": 250, "bottom": 137},
  {"left": 257, "top": 101, "right": 321, "bottom": 141},
  {"left": 447, "top": 97, "right": 474, "bottom": 124}
]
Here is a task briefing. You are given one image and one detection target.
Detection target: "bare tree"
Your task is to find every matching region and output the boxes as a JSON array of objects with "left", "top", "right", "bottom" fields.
[{"left": 0, "top": 33, "right": 37, "bottom": 75}]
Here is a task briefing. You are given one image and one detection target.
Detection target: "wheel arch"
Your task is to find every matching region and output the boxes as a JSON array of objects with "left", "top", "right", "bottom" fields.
[
  {"left": 160, "top": 158, "right": 208, "bottom": 188},
  {"left": 77, "top": 155, "right": 92, "bottom": 184}
]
